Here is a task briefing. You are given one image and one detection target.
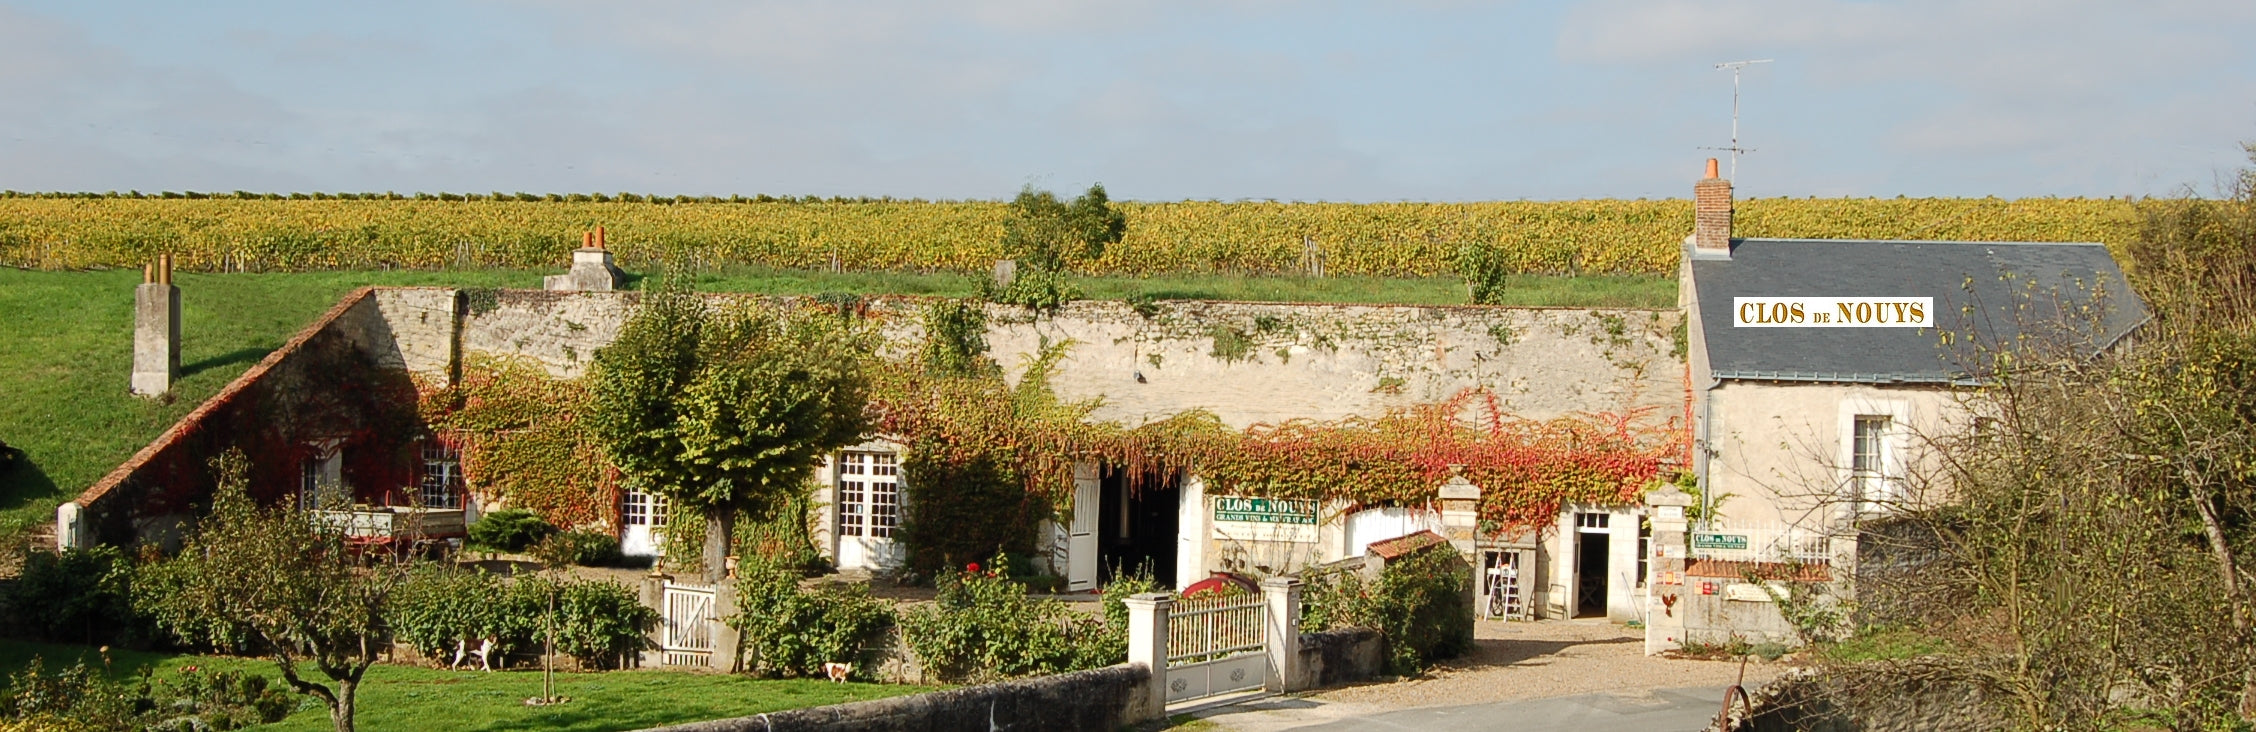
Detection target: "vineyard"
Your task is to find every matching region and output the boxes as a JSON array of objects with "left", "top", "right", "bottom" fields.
[{"left": 0, "top": 195, "right": 2142, "bottom": 276}]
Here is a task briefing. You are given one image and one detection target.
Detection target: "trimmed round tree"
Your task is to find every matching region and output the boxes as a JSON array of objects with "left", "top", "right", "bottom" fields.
[{"left": 588, "top": 292, "right": 874, "bottom": 581}]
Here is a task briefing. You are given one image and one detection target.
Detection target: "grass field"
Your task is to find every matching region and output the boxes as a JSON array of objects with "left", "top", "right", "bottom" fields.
[
  {"left": 0, "top": 266, "right": 1673, "bottom": 533},
  {"left": 0, "top": 639, "right": 931, "bottom": 731}
]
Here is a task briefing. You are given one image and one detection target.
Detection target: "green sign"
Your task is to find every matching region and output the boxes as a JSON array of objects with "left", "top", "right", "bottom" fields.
[
  {"left": 1693, "top": 533, "right": 1749, "bottom": 550},
  {"left": 1214, "top": 497, "right": 1317, "bottom": 525}
]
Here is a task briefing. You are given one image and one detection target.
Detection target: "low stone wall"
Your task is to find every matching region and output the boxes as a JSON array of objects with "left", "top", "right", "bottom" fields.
[
  {"left": 1710, "top": 666, "right": 2003, "bottom": 732},
  {"left": 1294, "top": 627, "right": 1386, "bottom": 688},
  {"left": 646, "top": 664, "right": 1155, "bottom": 732}
]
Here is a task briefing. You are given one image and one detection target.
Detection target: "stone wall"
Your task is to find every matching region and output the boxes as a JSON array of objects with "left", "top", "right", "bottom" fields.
[
  {"left": 433, "top": 291, "right": 1681, "bottom": 428},
  {"left": 1295, "top": 627, "right": 1386, "bottom": 689},
  {"left": 645, "top": 664, "right": 1155, "bottom": 732},
  {"left": 1711, "top": 667, "right": 2003, "bottom": 732},
  {"left": 66, "top": 289, "right": 429, "bottom": 547}
]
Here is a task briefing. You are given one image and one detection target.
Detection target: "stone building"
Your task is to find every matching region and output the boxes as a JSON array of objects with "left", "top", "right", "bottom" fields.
[
  {"left": 65, "top": 277, "right": 1682, "bottom": 624},
  {"left": 1645, "top": 160, "right": 2147, "bottom": 651}
]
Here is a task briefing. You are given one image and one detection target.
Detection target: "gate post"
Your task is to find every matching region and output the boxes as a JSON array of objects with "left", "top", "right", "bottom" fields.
[
  {"left": 1124, "top": 592, "right": 1173, "bottom": 720},
  {"left": 1644, "top": 486, "right": 1694, "bottom": 656},
  {"left": 1261, "top": 577, "right": 1302, "bottom": 691}
]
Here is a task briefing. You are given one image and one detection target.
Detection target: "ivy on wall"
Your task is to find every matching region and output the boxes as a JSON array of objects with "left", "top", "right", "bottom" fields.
[
  {"left": 418, "top": 357, "right": 611, "bottom": 529},
  {"left": 412, "top": 298, "right": 1683, "bottom": 560}
]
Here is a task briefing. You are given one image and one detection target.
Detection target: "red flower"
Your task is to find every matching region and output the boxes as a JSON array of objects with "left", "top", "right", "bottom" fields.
[{"left": 967, "top": 562, "right": 980, "bottom": 574}]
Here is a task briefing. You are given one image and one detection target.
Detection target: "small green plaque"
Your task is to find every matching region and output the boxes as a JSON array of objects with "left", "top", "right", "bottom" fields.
[
  {"left": 1693, "top": 532, "right": 1749, "bottom": 550},
  {"left": 1213, "top": 497, "right": 1317, "bottom": 525}
]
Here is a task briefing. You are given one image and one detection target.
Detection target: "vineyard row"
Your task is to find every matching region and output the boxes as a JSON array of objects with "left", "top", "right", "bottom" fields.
[{"left": 0, "top": 197, "right": 2146, "bottom": 277}]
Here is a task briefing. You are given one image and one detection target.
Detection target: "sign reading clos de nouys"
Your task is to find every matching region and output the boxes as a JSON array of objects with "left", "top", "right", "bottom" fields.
[
  {"left": 1214, "top": 497, "right": 1318, "bottom": 524},
  {"left": 1733, "top": 297, "right": 1934, "bottom": 328}
]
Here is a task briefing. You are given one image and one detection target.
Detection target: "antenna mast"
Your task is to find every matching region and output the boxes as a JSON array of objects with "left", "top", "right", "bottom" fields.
[{"left": 1702, "top": 59, "right": 1771, "bottom": 180}]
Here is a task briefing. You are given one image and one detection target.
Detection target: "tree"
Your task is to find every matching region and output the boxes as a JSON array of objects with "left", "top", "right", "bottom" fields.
[
  {"left": 136, "top": 449, "right": 412, "bottom": 732},
  {"left": 1001, "top": 183, "right": 1125, "bottom": 272},
  {"left": 988, "top": 184, "right": 1127, "bottom": 310},
  {"left": 1841, "top": 148, "right": 2256, "bottom": 728},
  {"left": 588, "top": 292, "right": 875, "bottom": 581}
]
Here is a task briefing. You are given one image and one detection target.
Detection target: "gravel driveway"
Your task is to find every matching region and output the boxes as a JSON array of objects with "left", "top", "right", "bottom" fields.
[{"left": 1191, "top": 619, "right": 1778, "bottom": 731}]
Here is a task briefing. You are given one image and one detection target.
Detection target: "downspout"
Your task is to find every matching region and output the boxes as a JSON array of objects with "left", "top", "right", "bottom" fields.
[{"left": 1695, "top": 374, "right": 1720, "bottom": 530}]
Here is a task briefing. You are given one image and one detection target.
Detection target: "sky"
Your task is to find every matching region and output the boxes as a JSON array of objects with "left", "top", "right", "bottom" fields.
[{"left": 1, "top": 1, "right": 2252, "bottom": 202}]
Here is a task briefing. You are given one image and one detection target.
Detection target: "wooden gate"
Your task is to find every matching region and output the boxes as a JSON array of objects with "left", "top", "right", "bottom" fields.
[
  {"left": 660, "top": 581, "right": 716, "bottom": 667},
  {"left": 1165, "top": 591, "right": 1268, "bottom": 702}
]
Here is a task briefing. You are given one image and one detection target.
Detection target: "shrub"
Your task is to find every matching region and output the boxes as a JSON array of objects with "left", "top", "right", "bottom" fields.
[
  {"left": 0, "top": 657, "right": 290, "bottom": 731},
  {"left": 530, "top": 529, "right": 622, "bottom": 568},
  {"left": 2, "top": 547, "right": 150, "bottom": 647},
  {"left": 465, "top": 509, "right": 555, "bottom": 553},
  {"left": 388, "top": 565, "right": 528, "bottom": 666},
  {"left": 727, "top": 560, "right": 896, "bottom": 678},
  {"left": 513, "top": 576, "right": 656, "bottom": 669},
  {"left": 898, "top": 557, "right": 1114, "bottom": 683},
  {"left": 1301, "top": 546, "right": 1474, "bottom": 675}
]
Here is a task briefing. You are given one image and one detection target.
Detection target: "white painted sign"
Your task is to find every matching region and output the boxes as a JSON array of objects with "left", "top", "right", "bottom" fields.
[
  {"left": 1733, "top": 297, "right": 1933, "bottom": 328},
  {"left": 1725, "top": 582, "right": 1780, "bottom": 603}
]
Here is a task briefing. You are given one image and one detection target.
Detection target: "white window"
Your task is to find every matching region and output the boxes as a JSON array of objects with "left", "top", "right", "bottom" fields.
[
  {"left": 419, "top": 444, "right": 464, "bottom": 509},
  {"left": 299, "top": 457, "right": 322, "bottom": 509},
  {"left": 1576, "top": 512, "right": 1610, "bottom": 531},
  {"left": 838, "top": 451, "right": 901, "bottom": 539},
  {"left": 1851, "top": 415, "right": 1890, "bottom": 510},
  {"left": 624, "top": 490, "right": 669, "bottom": 527}
]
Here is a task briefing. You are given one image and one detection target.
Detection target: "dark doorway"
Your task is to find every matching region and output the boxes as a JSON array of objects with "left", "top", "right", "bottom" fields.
[
  {"left": 1098, "top": 467, "right": 1180, "bottom": 588},
  {"left": 1575, "top": 532, "right": 1610, "bottom": 618}
]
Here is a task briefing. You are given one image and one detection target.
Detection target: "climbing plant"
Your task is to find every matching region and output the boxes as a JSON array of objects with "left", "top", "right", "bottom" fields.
[{"left": 418, "top": 357, "right": 610, "bottom": 529}]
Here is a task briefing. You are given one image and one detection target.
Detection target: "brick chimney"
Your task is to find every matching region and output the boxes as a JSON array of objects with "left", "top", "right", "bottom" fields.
[{"left": 1693, "top": 158, "right": 1733, "bottom": 258}]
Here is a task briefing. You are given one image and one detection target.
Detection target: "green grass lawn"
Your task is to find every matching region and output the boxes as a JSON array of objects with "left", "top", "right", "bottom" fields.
[
  {"left": 0, "top": 639, "right": 931, "bottom": 731},
  {"left": 0, "top": 266, "right": 1673, "bottom": 533}
]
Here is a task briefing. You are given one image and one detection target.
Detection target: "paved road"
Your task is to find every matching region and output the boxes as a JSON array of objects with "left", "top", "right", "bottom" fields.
[{"left": 1192, "top": 685, "right": 1732, "bottom": 732}]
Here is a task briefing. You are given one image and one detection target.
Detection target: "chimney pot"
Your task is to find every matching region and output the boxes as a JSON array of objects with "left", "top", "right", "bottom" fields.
[
  {"left": 595, "top": 226, "right": 606, "bottom": 250},
  {"left": 1704, "top": 157, "right": 1719, "bottom": 180}
]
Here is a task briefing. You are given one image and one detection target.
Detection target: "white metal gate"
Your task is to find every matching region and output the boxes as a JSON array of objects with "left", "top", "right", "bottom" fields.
[
  {"left": 1165, "top": 591, "right": 1268, "bottom": 702},
  {"left": 661, "top": 581, "right": 716, "bottom": 667}
]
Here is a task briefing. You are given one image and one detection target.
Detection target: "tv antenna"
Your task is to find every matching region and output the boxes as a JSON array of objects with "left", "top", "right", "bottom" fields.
[{"left": 1701, "top": 59, "right": 1771, "bottom": 180}]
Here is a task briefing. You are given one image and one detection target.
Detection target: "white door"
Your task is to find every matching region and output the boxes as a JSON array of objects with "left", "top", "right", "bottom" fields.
[
  {"left": 621, "top": 490, "right": 667, "bottom": 557},
  {"left": 1068, "top": 464, "right": 1100, "bottom": 592},
  {"left": 836, "top": 451, "right": 905, "bottom": 571}
]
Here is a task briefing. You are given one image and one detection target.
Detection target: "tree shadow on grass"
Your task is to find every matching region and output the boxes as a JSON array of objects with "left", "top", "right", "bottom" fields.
[
  {"left": 0, "top": 449, "right": 59, "bottom": 513},
  {"left": 180, "top": 347, "right": 274, "bottom": 378}
]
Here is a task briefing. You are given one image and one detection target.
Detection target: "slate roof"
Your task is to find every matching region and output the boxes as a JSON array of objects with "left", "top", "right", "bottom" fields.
[{"left": 1692, "top": 238, "right": 2147, "bottom": 385}]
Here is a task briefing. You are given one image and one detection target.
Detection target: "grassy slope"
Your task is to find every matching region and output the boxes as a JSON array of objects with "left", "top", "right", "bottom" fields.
[
  {"left": 0, "top": 639, "right": 929, "bottom": 731},
  {"left": 0, "top": 269, "right": 540, "bottom": 531},
  {"left": 0, "top": 267, "right": 1673, "bottom": 531}
]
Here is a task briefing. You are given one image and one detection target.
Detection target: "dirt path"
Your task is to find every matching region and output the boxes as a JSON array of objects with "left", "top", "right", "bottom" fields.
[{"left": 1196, "top": 619, "right": 1777, "bottom": 731}]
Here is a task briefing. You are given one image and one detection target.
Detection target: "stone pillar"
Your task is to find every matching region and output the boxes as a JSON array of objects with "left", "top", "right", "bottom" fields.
[
  {"left": 1644, "top": 486, "right": 1694, "bottom": 655},
  {"left": 1437, "top": 467, "right": 1480, "bottom": 556},
  {"left": 1261, "top": 577, "right": 1302, "bottom": 691},
  {"left": 1124, "top": 592, "right": 1172, "bottom": 720},
  {"left": 55, "top": 502, "right": 88, "bottom": 550},
  {"left": 991, "top": 259, "right": 1016, "bottom": 290},
  {"left": 1437, "top": 467, "right": 1482, "bottom": 620},
  {"left": 131, "top": 256, "right": 181, "bottom": 397}
]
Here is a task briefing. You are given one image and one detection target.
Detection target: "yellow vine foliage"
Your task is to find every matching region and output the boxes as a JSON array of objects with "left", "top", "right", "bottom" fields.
[{"left": 0, "top": 196, "right": 2140, "bottom": 276}]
